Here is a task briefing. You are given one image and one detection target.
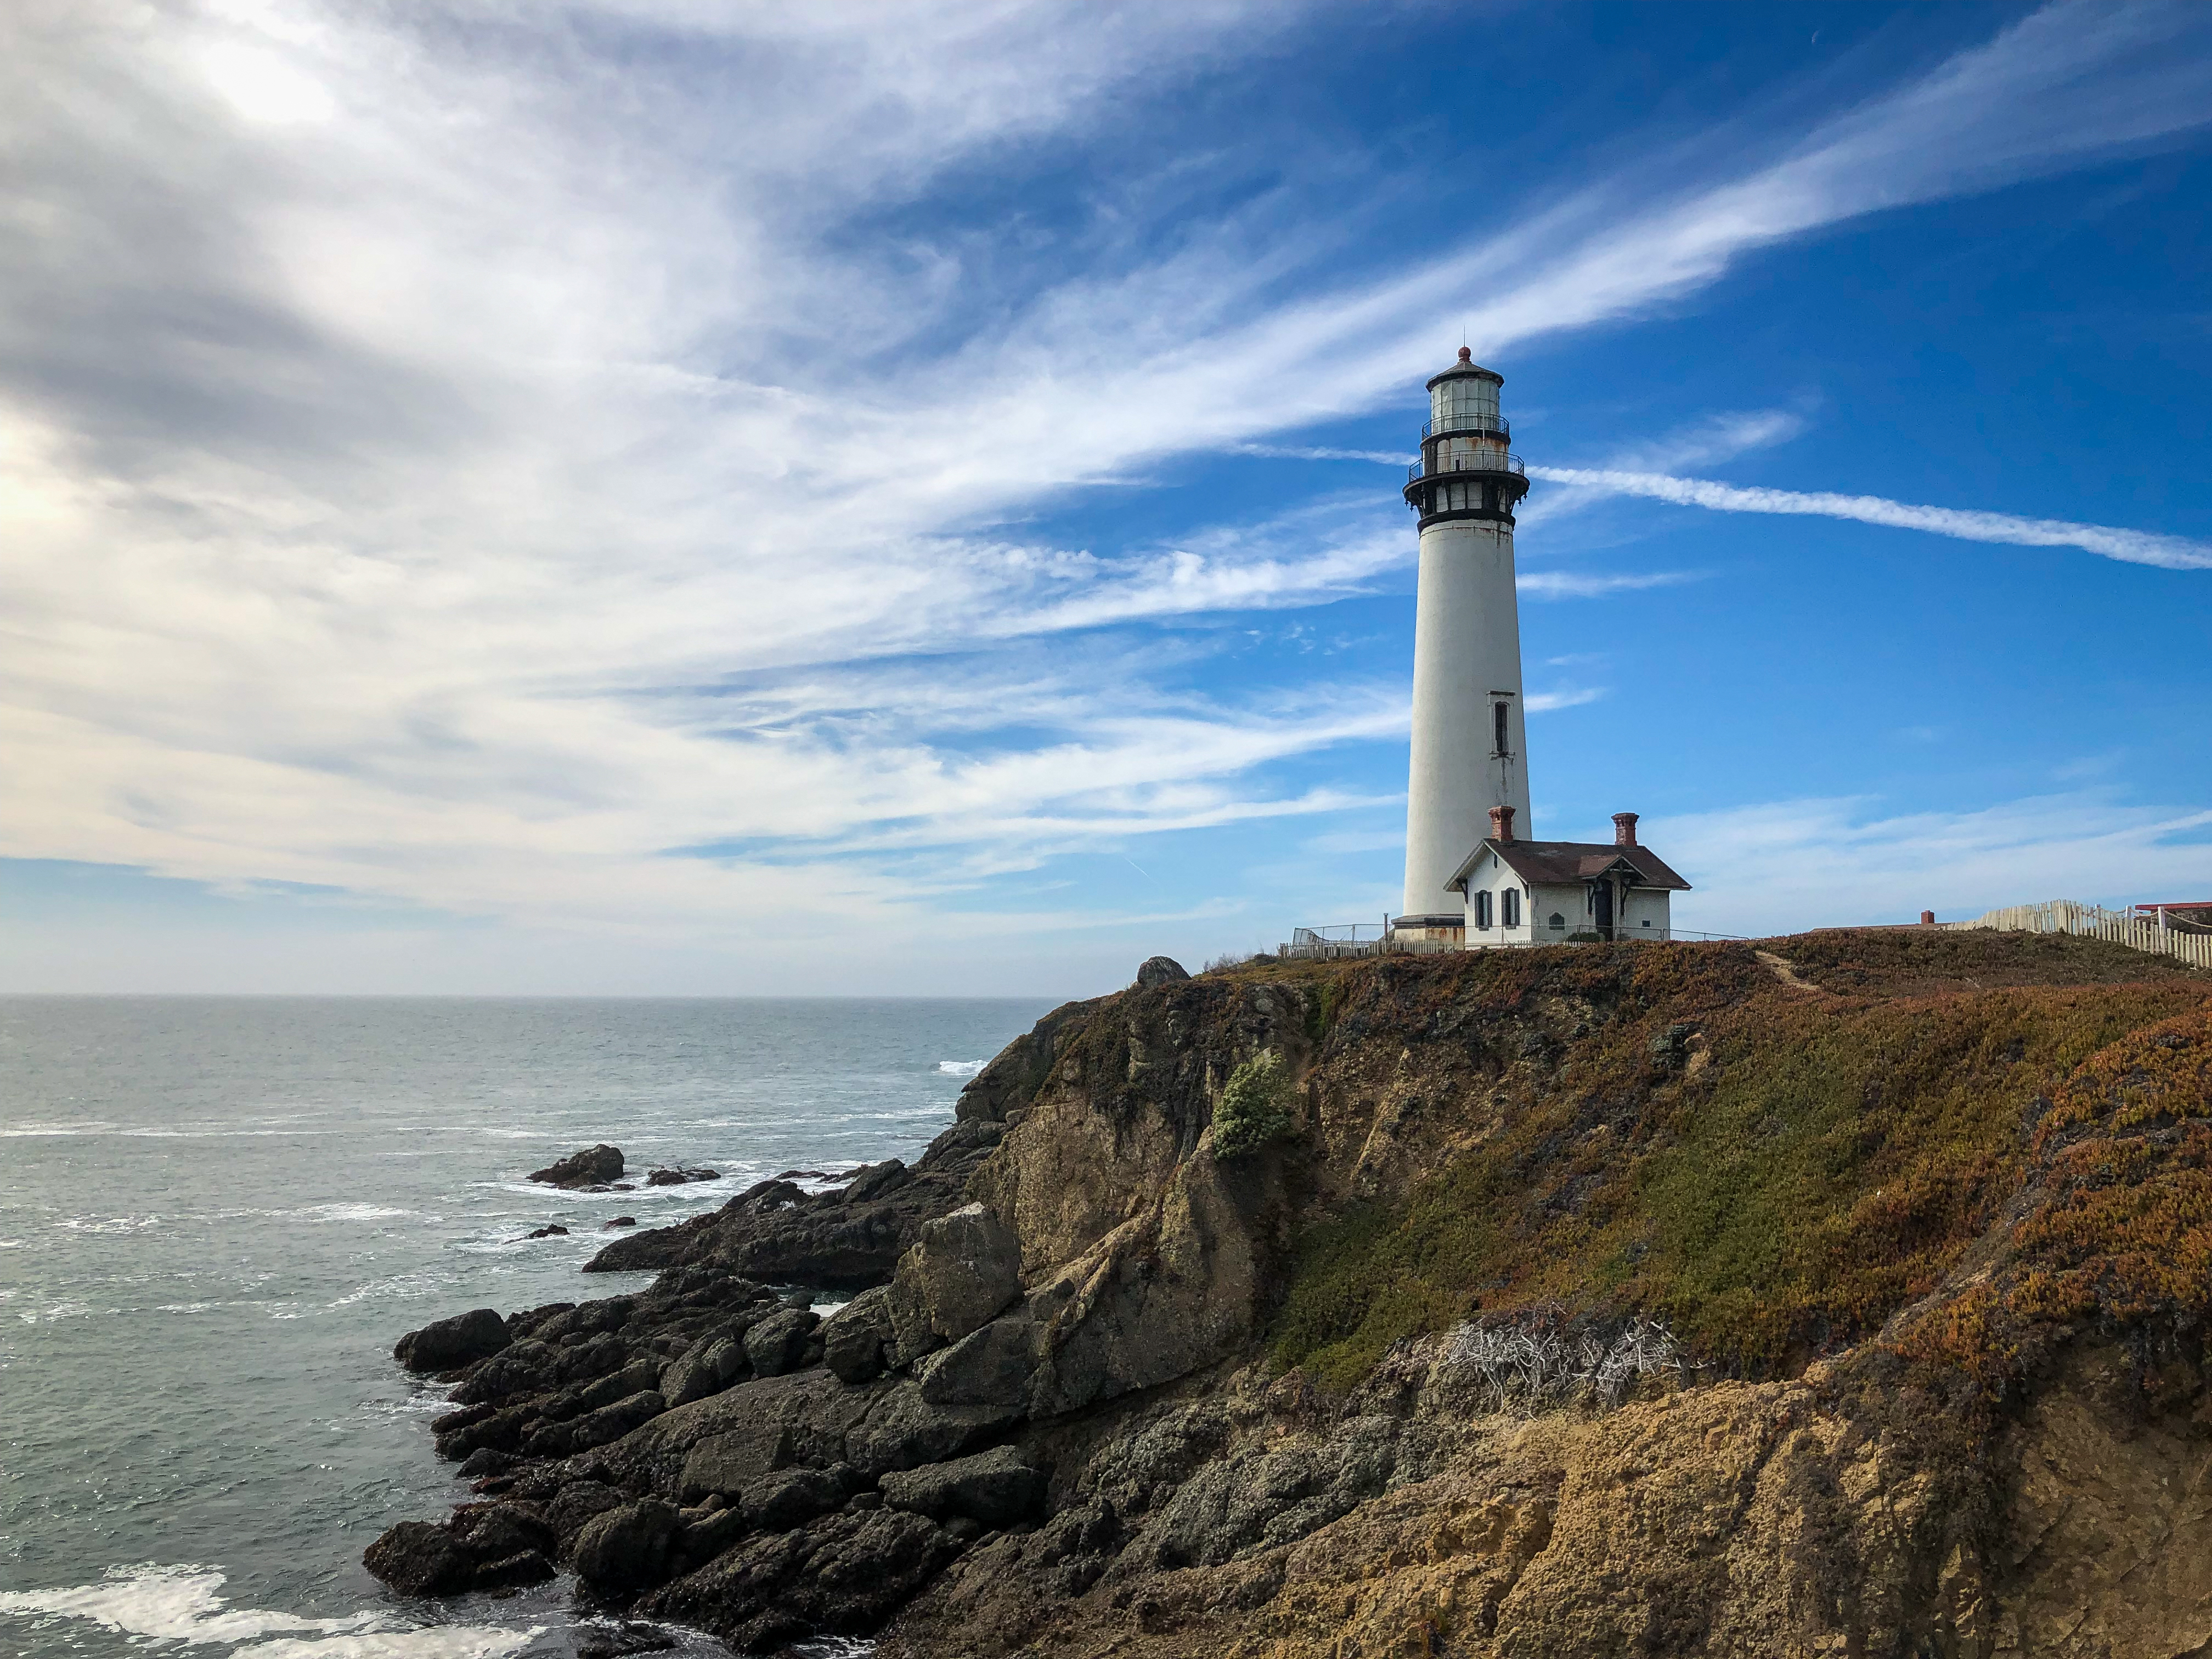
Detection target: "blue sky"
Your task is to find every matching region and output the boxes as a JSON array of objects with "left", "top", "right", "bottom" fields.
[{"left": 2, "top": 1, "right": 2209, "bottom": 995}]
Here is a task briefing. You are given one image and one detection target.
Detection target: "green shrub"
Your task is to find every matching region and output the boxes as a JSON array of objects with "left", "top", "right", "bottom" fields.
[{"left": 1214, "top": 1051, "right": 1296, "bottom": 1159}]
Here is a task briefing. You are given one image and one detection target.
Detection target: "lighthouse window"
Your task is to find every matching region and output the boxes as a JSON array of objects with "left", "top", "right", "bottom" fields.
[
  {"left": 1500, "top": 888, "right": 1520, "bottom": 928},
  {"left": 1474, "top": 890, "right": 1492, "bottom": 929},
  {"left": 1492, "top": 701, "right": 1509, "bottom": 756}
]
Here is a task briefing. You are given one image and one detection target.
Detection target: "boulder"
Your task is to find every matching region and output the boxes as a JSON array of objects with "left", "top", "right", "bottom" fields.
[
  {"left": 680, "top": 1421, "right": 793, "bottom": 1500},
  {"left": 393, "top": 1307, "right": 510, "bottom": 1374},
  {"left": 822, "top": 1286, "right": 895, "bottom": 1383},
  {"left": 549, "top": 1478, "right": 627, "bottom": 1546},
  {"left": 742, "top": 1307, "right": 819, "bottom": 1378},
  {"left": 740, "top": 1465, "right": 852, "bottom": 1533},
  {"left": 574, "top": 1623, "right": 680, "bottom": 1659},
  {"left": 879, "top": 1443, "right": 1045, "bottom": 1528},
  {"left": 637, "top": 1507, "right": 963, "bottom": 1651},
  {"left": 840, "top": 1159, "right": 911, "bottom": 1203},
  {"left": 526, "top": 1224, "right": 569, "bottom": 1239},
  {"left": 572, "top": 1498, "right": 681, "bottom": 1594},
  {"left": 523, "top": 1390, "right": 664, "bottom": 1457},
  {"left": 605, "top": 1216, "right": 637, "bottom": 1229},
  {"left": 531, "top": 1144, "right": 624, "bottom": 1188},
  {"left": 362, "top": 1502, "right": 555, "bottom": 1596},
  {"left": 647, "top": 1167, "right": 719, "bottom": 1186},
  {"left": 915, "top": 1313, "right": 1038, "bottom": 1410},
  {"left": 843, "top": 1380, "right": 1018, "bottom": 1476},
  {"left": 661, "top": 1335, "right": 747, "bottom": 1408},
  {"left": 1135, "top": 955, "right": 1189, "bottom": 988},
  {"left": 886, "top": 1203, "right": 1023, "bottom": 1358}
]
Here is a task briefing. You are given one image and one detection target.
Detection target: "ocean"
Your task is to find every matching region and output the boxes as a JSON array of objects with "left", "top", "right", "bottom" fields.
[{"left": 0, "top": 995, "right": 1058, "bottom": 1658}]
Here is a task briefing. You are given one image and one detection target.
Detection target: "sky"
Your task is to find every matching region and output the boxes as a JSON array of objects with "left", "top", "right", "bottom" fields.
[{"left": 2, "top": 0, "right": 2210, "bottom": 997}]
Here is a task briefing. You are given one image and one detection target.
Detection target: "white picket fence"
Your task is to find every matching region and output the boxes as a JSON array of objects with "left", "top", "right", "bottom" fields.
[{"left": 1941, "top": 900, "right": 2212, "bottom": 970}]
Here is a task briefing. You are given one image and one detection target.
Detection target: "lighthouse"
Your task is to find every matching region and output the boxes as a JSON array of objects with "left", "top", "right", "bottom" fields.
[{"left": 1395, "top": 347, "right": 1532, "bottom": 940}]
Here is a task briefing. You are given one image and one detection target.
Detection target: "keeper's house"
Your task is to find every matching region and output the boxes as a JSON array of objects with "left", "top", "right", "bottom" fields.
[{"left": 1447, "top": 807, "right": 1689, "bottom": 947}]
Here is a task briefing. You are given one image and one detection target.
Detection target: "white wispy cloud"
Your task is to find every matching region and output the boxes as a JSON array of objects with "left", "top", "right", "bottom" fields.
[
  {"left": 3, "top": 0, "right": 2208, "bottom": 983},
  {"left": 1526, "top": 466, "right": 2212, "bottom": 571},
  {"left": 1516, "top": 569, "right": 1707, "bottom": 600}
]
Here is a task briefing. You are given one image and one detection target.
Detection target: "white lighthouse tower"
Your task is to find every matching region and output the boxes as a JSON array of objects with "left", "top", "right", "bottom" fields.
[{"left": 1395, "top": 348, "right": 1532, "bottom": 941}]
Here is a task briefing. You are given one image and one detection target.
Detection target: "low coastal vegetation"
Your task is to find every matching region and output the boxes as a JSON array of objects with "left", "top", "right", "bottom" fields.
[{"left": 1265, "top": 933, "right": 2208, "bottom": 1393}]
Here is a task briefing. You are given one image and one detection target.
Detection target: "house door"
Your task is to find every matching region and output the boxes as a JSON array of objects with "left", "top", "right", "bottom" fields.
[{"left": 1592, "top": 881, "right": 1614, "bottom": 941}]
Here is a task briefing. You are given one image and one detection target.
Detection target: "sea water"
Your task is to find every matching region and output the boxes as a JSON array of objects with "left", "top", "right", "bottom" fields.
[{"left": 0, "top": 996, "right": 1056, "bottom": 1658}]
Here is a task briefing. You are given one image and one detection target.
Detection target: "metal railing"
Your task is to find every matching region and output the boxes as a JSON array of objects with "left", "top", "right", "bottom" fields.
[
  {"left": 1407, "top": 454, "right": 1527, "bottom": 483},
  {"left": 1421, "top": 413, "right": 1509, "bottom": 442},
  {"left": 1293, "top": 924, "right": 1387, "bottom": 944}
]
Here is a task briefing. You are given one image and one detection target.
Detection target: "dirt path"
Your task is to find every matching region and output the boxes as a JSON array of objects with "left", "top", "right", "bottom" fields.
[{"left": 1754, "top": 950, "right": 1827, "bottom": 995}]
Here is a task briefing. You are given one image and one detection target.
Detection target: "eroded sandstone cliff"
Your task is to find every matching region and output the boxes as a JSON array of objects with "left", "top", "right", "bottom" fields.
[{"left": 370, "top": 931, "right": 2212, "bottom": 1657}]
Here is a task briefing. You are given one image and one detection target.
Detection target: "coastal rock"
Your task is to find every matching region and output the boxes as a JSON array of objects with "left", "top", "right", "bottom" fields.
[
  {"left": 647, "top": 1167, "right": 719, "bottom": 1186},
  {"left": 741, "top": 1307, "right": 819, "bottom": 1378},
  {"left": 661, "top": 1334, "right": 747, "bottom": 1407},
  {"left": 523, "top": 1390, "right": 665, "bottom": 1458},
  {"left": 525, "top": 1224, "right": 569, "bottom": 1238},
  {"left": 680, "top": 1422, "right": 793, "bottom": 1500},
  {"left": 584, "top": 1120, "right": 1008, "bottom": 1288},
  {"left": 393, "top": 1307, "right": 510, "bottom": 1374},
  {"left": 879, "top": 1445, "right": 1043, "bottom": 1528},
  {"left": 362, "top": 1502, "right": 555, "bottom": 1596},
  {"left": 741, "top": 1465, "right": 853, "bottom": 1533},
  {"left": 605, "top": 1216, "right": 637, "bottom": 1229},
  {"left": 1134, "top": 956, "right": 1189, "bottom": 988},
  {"left": 638, "top": 1507, "right": 963, "bottom": 1651},
  {"left": 821, "top": 1285, "right": 895, "bottom": 1383},
  {"left": 574, "top": 1623, "right": 680, "bottom": 1659},
  {"left": 572, "top": 1498, "right": 680, "bottom": 1594},
  {"left": 843, "top": 1381, "right": 1018, "bottom": 1477},
  {"left": 913, "top": 1313, "right": 1037, "bottom": 1410},
  {"left": 886, "top": 1203, "right": 1023, "bottom": 1355},
  {"left": 531, "top": 1144, "right": 624, "bottom": 1188}
]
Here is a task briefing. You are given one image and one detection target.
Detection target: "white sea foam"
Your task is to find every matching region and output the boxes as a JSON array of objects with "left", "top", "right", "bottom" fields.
[
  {"left": 936, "top": 1059, "right": 986, "bottom": 1076},
  {"left": 0, "top": 1564, "right": 537, "bottom": 1655},
  {"left": 57, "top": 1214, "right": 163, "bottom": 1234},
  {"left": 287, "top": 1203, "right": 417, "bottom": 1222}
]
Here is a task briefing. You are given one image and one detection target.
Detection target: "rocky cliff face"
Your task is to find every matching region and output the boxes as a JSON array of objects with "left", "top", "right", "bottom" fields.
[{"left": 369, "top": 932, "right": 2212, "bottom": 1657}]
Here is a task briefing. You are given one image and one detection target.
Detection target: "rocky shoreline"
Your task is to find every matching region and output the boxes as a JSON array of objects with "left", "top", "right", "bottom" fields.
[{"left": 369, "top": 934, "right": 2212, "bottom": 1656}]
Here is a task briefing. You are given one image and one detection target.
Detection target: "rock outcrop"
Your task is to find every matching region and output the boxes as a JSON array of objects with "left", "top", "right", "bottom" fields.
[
  {"left": 531, "top": 1144, "right": 625, "bottom": 1188},
  {"left": 368, "top": 932, "right": 2212, "bottom": 1657}
]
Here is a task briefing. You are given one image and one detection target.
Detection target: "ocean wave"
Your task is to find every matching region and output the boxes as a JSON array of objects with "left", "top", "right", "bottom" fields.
[
  {"left": 57, "top": 1214, "right": 163, "bottom": 1234},
  {"left": 0, "top": 1564, "right": 539, "bottom": 1655},
  {"left": 935, "top": 1059, "right": 986, "bottom": 1076},
  {"left": 282, "top": 1203, "right": 421, "bottom": 1223}
]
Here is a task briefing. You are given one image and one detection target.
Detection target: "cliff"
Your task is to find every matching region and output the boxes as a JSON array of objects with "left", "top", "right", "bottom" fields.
[{"left": 369, "top": 930, "right": 2212, "bottom": 1657}]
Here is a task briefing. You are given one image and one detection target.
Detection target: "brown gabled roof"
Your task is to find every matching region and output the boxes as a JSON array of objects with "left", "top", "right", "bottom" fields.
[{"left": 1448, "top": 838, "right": 1691, "bottom": 894}]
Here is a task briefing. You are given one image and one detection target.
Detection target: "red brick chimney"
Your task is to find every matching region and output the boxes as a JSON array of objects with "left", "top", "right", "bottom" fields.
[
  {"left": 1612, "top": 811, "right": 1639, "bottom": 848},
  {"left": 1920, "top": 910, "right": 1936, "bottom": 926},
  {"left": 1489, "top": 804, "right": 1516, "bottom": 844}
]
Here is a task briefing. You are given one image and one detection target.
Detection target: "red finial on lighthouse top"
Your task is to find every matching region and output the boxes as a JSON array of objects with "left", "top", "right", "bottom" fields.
[{"left": 1457, "top": 346, "right": 1472, "bottom": 363}]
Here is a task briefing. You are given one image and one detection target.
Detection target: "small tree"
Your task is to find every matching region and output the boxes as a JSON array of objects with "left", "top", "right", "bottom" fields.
[{"left": 1213, "top": 1050, "right": 1295, "bottom": 1159}]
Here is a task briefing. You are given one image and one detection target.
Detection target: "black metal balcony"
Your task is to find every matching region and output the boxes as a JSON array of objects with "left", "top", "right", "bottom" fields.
[
  {"left": 1407, "top": 453, "right": 1526, "bottom": 483},
  {"left": 1421, "top": 412, "right": 1509, "bottom": 442}
]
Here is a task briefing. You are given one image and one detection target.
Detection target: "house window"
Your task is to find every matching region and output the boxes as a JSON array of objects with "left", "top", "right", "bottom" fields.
[
  {"left": 1501, "top": 888, "right": 1520, "bottom": 928},
  {"left": 1474, "top": 890, "right": 1493, "bottom": 929},
  {"left": 1492, "top": 701, "right": 1509, "bottom": 757},
  {"left": 1549, "top": 913, "right": 1566, "bottom": 931}
]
